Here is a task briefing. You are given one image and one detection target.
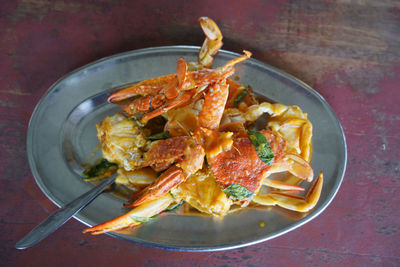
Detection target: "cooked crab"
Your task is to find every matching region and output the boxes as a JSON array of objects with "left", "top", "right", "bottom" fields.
[{"left": 83, "top": 17, "right": 323, "bottom": 235}]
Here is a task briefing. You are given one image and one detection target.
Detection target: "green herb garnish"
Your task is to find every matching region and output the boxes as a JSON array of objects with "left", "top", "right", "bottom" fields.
[
  {"left": 165, "top": 201, "right": 184, "bottom": 212},
  {"left": 147, "top": 131, "right": 171, "bottom": 140},
  {"left": 247, "top": 130, "right": 275, "bottom": 165},
  {"left": 233, "top": 87, "right": 249, "bottom": 107},
  {"left": 169, "top": 191, "right": 176, "bottom": 201},
  {"left": 82, "top": 159, "right": 118, "bottom": 180},
  {"left": 223, "top": 184, "right": 255, "bottom": 200}
]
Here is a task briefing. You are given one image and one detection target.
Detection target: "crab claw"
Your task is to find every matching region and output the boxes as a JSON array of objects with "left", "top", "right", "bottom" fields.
[
  {"left": 198, "top": 17, "right": 223, "bottom": 41},
  {"left": 253, "top": 172, "right": 323, "bottom": 212},
  {"left": 83, "top": 193, "right": 174, "bottom": 235},
  {"left": 108, "top": 74, "right": 177, "bottom": 103},
  {"left": 198, "top": 17, "right": 223, "bottom": 68},
  {"left": 140, "top": 89, "right": 196, "bottom": 123},
  {"left": 109, "top": 52, "right": 251, "bottom": 123},
  {"left": 108, "top": 56, "right": 186, "bottom": 104},
  {"left": 127, "top": 139, "right": 205, "bottom": 207},
  {"left": 284, "top": 154, "right": 314, "bottom": 182},
  {"left": 266, "top": 153, "right": 314, "bottom": 185},
  {"left": 162, "top": 57, "right": 187, "bottom": 100},
  {"left": 109, "top": 51, "right": 250, "bottom": 104}
]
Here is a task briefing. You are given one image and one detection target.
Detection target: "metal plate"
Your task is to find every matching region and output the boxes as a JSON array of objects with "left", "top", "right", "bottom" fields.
[{"left": 27, "top": 46, "right": 347, "bottom": 251}]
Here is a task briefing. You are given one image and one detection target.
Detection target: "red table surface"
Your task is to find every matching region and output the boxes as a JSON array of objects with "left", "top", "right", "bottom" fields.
[{"left": 1, "top": 1, "right": 399, "bottom": 266}]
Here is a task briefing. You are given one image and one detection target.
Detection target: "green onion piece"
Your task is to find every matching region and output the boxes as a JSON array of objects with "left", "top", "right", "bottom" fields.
[
  {"left": 147, "top": 132, "right": 171, "bottom": 140},
  {"left": 222, "top": 184, "right": 255, "bottom": 200},
  {"left": 247, "top": 130, "right": 275, "bottom": 166},
  {"left": 82, "top": 159, "right": 118, "bottom": 180},
  {"left": 169, "top": 191, "right": 176, "bottom": 201},
  {"left": 165, "top": 201, "right": 184, "bottom": 212},
  {"left": 233, "top": 87, "right": 249, "bottom": 107}
]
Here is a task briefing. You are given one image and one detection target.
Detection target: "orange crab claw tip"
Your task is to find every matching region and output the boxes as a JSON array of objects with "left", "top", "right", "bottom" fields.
[
  {"left": 108, "top": 86, "right": 133, "bottom": 102},
  {"left": 108, "top": 90, "right": 130, "bottom": 103},
  {"left": 243, "top": 50, "right": 252, "bottom": 57},
  {"left": 107, "top": 94, "right": 117, "bottom": 102},
  {"left": 175, "top": 56, "right": 187, "bottom": 94}
]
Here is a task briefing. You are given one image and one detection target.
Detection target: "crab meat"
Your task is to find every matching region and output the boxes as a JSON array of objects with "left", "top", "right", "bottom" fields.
[
  {"left": 171, "top": 167, "right": 232, "bottom": 216},
  {"left": 96, "top": 113, "right": 150, "bottom": 171},
  {"left": 206, "top": 130, "right": 285, "bottom": 194}
]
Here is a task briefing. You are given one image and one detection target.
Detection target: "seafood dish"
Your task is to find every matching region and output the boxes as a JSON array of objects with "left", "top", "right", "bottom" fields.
[{"left": 82, "top": 17, "right": 323, "bottom": 235}]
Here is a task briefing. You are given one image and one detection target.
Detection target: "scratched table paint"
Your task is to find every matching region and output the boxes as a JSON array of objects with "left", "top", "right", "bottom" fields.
[{"left": 1, "top": 1, "right": 399, "bottom": 266}]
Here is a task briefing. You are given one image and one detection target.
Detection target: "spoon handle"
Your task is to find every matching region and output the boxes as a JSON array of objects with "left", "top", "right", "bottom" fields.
[{"left": 15, "top": 174, "right": 116, "bottom": 249}]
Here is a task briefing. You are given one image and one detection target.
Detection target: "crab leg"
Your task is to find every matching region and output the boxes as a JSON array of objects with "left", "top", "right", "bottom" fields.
[
  {"left": 108, "top": 51, "right": 251, "bottom": 102},
  {"left": 108, "top": 52, "right": 251, "bottom": 122},
  {"left": 179, "top": 51, "right": 251, "bottom": 92},
  {"left": 108, "top": 51, "right": 251, "bottom": 103},
  {"left": 161, "top": 78, "right": 230, "bottom": 137},
  {"left": 198, "top": 80, "right": 229, "bottom": 130},
  {"left": 300, "top": 120, "right": 313, "bottom": 162},
  {"left": 127, "top": 140, "right": 205, "bottom": 207},
  {"left": 162, "top": 57, "right": 187, "bottom": 99},
  {"left": 108, "top": 74, "right": 176, "bottom": 102},
  {"left": 253, "top": 172, "right": 323, "bottom": 212},
  {"left": 83, "top": 193, "right": 174, "bottom": 235}
]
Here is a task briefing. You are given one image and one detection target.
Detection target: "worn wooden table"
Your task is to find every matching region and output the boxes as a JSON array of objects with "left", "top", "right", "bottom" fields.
[{"left": 1, "top": 1, "right": 399, "bottom": 266}]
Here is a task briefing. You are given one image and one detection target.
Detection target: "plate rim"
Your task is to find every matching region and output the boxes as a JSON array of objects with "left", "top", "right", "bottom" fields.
[{"left": 26, "top": 45, "right": 347, "bottom": 251}]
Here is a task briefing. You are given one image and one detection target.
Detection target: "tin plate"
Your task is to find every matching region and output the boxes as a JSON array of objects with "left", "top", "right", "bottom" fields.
[{"left": 27, "top": 46, "right": 346, "bottom": 251}]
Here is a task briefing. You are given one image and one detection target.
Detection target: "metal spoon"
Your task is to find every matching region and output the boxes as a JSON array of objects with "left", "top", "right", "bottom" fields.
[{"left": 15, "top": 174, "right": 116, "bottom": 249}]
